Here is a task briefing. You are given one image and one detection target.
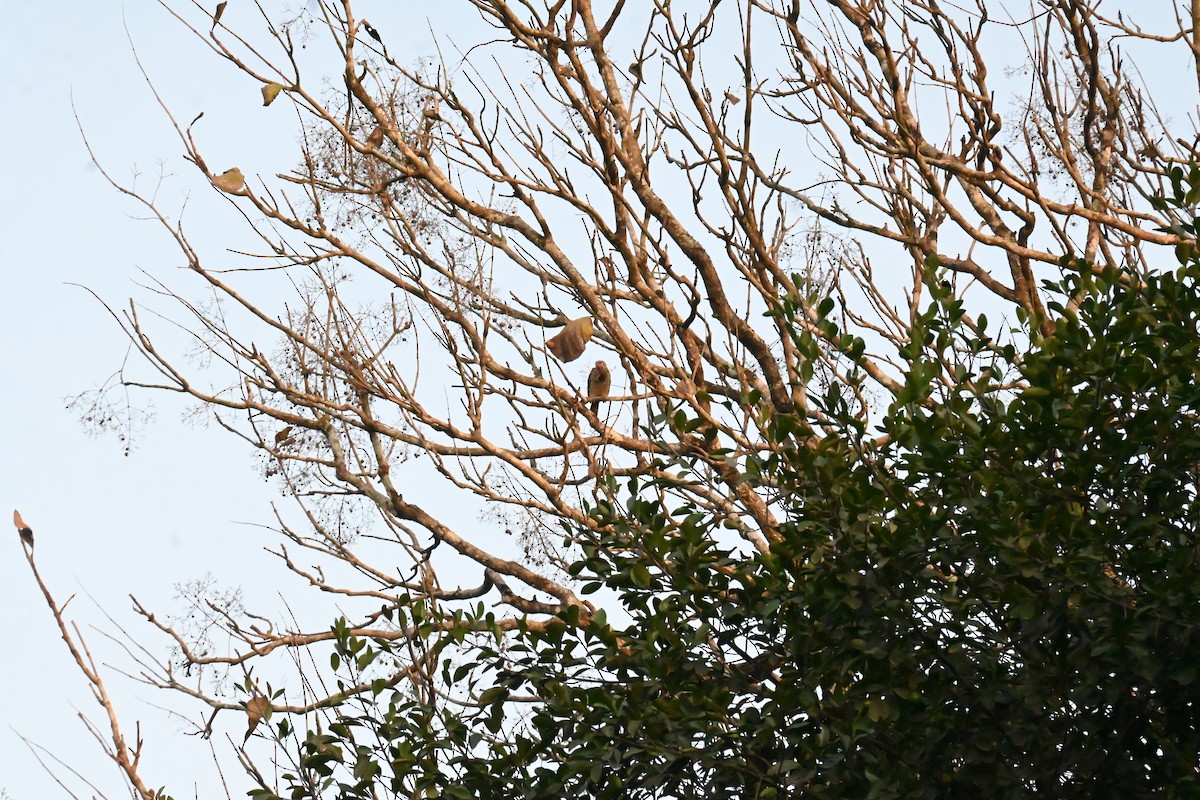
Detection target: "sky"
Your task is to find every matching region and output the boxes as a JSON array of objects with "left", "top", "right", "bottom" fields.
[
  {"left": 0, "top": 3, "right": 463, "bottom": 797},
  {"left": 1, "top": 2, "right": 1197, "bottom": 798}
]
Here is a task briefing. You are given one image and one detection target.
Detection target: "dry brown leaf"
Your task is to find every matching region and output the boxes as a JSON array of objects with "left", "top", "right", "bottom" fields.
[
  {"left": 244, "top": 696, "right": 270, "bottom": 742},
  {"left": 212, "top": 168, "right": 245, "bottom": 194},
  {"left": 546, "top": 317, "right": 594, "bottom": 363}
]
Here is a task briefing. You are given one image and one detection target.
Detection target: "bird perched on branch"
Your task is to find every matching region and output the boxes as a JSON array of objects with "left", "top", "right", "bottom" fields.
[
  {"left": 13, "top": 509, "right": 33, "bottom": 549},
  {"left": 546, "top": 317, "right": 593, "bottom": 363},
  {"left": 587, "top": 360, "right": 611, "bottom": 415}
]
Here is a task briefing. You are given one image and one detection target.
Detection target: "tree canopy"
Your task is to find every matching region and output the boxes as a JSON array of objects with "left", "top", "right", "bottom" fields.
[{"left": 24, "top": 1, "right": 1200, "bottom": 798}]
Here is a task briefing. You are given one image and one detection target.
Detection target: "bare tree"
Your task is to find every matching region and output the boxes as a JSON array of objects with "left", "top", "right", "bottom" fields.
[{"left": 57, "top": 0, "right": 1200, "bottom": 792}]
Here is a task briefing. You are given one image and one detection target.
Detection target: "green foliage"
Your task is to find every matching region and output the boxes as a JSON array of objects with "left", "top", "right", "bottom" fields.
[{"left": 267, "top": 210, "right": 1200, "bottom": 800}]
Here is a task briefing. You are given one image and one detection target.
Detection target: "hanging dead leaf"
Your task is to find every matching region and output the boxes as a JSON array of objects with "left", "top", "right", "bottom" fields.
[
  {"left": 546, "top": 317, "right": 594, "bottom": 363},
  {"left": 244, "top": 695, "right": 270, "bottom": 742},
  {"left": 212, "top": 168, "right": 245, "bottom": 194},
  {"left": 261, "top": 82, "right": 285, "bottom": 106}
]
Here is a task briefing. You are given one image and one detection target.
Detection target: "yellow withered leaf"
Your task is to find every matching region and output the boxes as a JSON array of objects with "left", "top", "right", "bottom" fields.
[
  {"left": 212, "top": 168, "right": 245, "bottom": 194},
  {"left": 261, "top": 82, "right": 285, "bottom": 106}
]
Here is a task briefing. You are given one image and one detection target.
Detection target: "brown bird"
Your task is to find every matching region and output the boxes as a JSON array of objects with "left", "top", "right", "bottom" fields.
[
  {"left": 546, "top": 317, "right": 594, "bottom": 363},
  {"left": 366, "top": 124, "right": 385, "bottom": 148},
  {"left": 13, "top": 509, "right": 33, "bottom": 549},
  {"left": 587, "top": 360, "right": 611, "bottom": 415},
  {"left": 274, "top": 426, "right": 294, "bottom": 446},
  {"left": 244, "top": 695, "right": 270, "bottom": 743}
]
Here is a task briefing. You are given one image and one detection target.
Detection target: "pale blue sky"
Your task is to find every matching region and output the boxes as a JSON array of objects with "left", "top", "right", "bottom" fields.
[{"left": 0, "top": 3, "right": 461, "bottom": 796}]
